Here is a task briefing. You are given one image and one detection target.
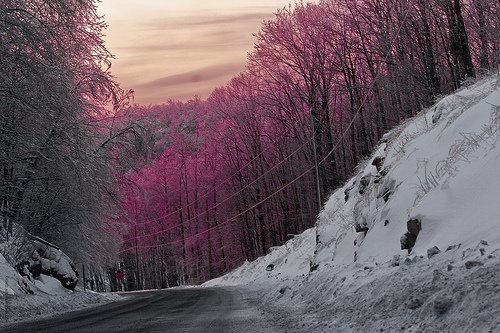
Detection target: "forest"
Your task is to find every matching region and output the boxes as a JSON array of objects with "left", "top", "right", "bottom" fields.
[{"left": 1, "top": 0, "right": 499, "bottom": 290}]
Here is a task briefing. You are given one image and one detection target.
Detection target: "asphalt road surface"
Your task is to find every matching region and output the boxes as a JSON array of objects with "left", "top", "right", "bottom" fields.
[{"left": 1, "top": 287, "right": 280, "bottom": 333}]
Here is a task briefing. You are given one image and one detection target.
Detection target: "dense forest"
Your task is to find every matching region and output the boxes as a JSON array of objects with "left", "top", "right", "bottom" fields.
[
  {"left": 0, "top": 0, "right": 133, "bottom": 269},
  {"left": 1, "top": 0, "right": 498, "bottom": 290},
  {"left": 114, "top": 0, "right": 499, "bottom": 289}
]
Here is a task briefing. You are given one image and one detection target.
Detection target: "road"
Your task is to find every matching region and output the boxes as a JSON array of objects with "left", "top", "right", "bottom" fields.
[{"left": 1, "top": 287, "right": 280, "bottom": 333}]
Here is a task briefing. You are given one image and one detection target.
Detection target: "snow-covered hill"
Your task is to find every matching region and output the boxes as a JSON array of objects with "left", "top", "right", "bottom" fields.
[{"left": 205, "top": 75, "right": 500, "bottom": 332}]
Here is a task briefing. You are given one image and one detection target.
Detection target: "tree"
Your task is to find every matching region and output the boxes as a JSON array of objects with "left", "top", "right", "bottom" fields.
[{"left": 0, "top": 0, "right": 129, "bottom": 266}]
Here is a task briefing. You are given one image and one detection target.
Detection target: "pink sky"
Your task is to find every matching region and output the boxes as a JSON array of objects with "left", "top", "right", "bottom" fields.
[{"left": 98, "top": 1, "right": 293, "bottom": 105}]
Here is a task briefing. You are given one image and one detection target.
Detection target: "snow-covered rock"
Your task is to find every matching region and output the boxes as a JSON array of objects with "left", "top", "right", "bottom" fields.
[{"left": 0, "top": 230, "right": 121, "bottom": 325}]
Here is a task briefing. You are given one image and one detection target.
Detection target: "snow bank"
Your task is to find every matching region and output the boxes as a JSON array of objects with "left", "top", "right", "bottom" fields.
[
  {"left": 205, "top": 75, "right": 500, "bottom": 332},
  {"left": 0, "top": 254, "right": 27, "bottom": 296},
  {"left": 0, "top": 251, "right": 121, "bottom": 325},
  {"left": 0, "top": 230, "right": 121, "bottom": 324}
]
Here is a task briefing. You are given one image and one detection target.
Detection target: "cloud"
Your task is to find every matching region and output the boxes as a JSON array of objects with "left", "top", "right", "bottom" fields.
[
  {"left": 101, "top": 5, "right": 282, "bottom": 104},
  {"left": 112, "top": 28, "right": 246, "bottom": 54},
  {"left": 137, "top": 63, "right": 244, "bottom": 90},
  {"left": 142, "top": 11, "right": 274, "bottom": 31}
]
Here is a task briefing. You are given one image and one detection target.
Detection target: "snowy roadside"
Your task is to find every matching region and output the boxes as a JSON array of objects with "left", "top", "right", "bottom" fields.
[
  {"left": 0, "top": 232, "right": 124, "bottom": 327},
  {"left": 0, "top": 288, "right": 122, "bottom": 326},
  {"left": 244, "top": 243, "right": 500, "bottom": 332}
]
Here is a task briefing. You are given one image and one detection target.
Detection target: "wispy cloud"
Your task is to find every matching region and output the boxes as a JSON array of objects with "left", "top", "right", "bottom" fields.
[
  {"left": 143, "top": 11, "right": 273, "bottom": 30},
  {"left": 100, "top": 2, "right": 288, "bottom": 104},
  {"left": 137, "top": 63, "right": 244, "bottom": 89}
]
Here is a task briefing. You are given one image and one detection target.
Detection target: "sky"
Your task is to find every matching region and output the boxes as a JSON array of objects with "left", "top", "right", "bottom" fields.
[{"left": 98, "top": 0, "right": 293, "bottom": 105}]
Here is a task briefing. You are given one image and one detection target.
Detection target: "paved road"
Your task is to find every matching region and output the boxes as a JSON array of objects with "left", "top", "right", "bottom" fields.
[{"left": 2, "top": 287, "right": 279, "bottom": 333}]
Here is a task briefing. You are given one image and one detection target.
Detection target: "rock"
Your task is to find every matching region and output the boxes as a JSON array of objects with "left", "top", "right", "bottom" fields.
[
  {"left": 381, "top": 131, "right": 393, "bottom": 143},
  {"left": 33, "top": 241, "right": 79, "bottom": 290},
  {"left": 309, "top": 262, "right": 319, "bottom": 272},
  {"left": 462, "top": 248, "right": 475, "bottom": 259},
  {"left": 390, "top": 255, "right": 400, "bottom": 267},
  {"left": 359, "top": 174, "right": 372, "bottom": 194},
  {"left": 404, "top": 257, "right": 413, "bottom": 265},
  {"left": 29, "top": 262, "right": 42, "bottom": 278},
  {"left": 400, "top": 233, "right": 410, "bottom": 251},
  {"left": 377, "top": 188, "right": 392, "bottom": 202},
  {"left": 384, "top": 220, "right": 389, "bottom": 226},
  {"left": 432, "top": 106, "right": 443, "bottom": 124},
  {"left": 465, "top": 261, "right": 483, "bottom": 269},
  {"left": 266, "top": 264, "right": 275, "bottom": 272},
  {"left": 279, "top": 286, "right": 288, "bottom": 294},
  {"left": 427, "top": 246, "right": 441, "bottom": 258},
  {"left": 355, "top": 222, "right": 369, "bottom": 233},
  {"left": 407, "top": 297, "right": 423, "bottom": 310},
  {"left": 433, "top": 297, "right": 453, "bottom": 315},
  {"left": 401, "top": 219, "right": 422, "bottom": 253},
  {"left": 480, "top": 240, "right": 489, "bottom": 246},
  {"left": 480, "top": 248, "right": 486, "bottom": 256},
  {"left": 447, "top": 264, "right": 454, "bottom": 271},
  {"left": 344, "top": 183, "right": 355, "bottom": 203},
  {"left": 407, "top": 219, "right": 422, "bottom": 235},
  {"left": 372, "top": 156, "right": 385, "bottom": 172},
  {"left": 446, "top": 244, "right": 461, "bottom": 251},
  {"left": 377, "top": 178, "right": 395, "bottom": 202}
]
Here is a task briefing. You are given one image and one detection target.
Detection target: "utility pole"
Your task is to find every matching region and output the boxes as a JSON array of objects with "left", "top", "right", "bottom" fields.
[
  {"left": 82, "top": 263, "right": 86, "bottom": 291},
  {"left": 134, "top": 224, "right": 140, "bottom": 290},
  {"left": 310, "top": 109, "right": 322, "bottom": 213},
  {"left": 310, "top": 109, "right": 323, "bottom": 252}
]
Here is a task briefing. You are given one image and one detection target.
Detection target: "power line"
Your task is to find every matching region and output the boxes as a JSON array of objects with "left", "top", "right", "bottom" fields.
[
  {"left": 119, "top": 0, "right": 416, "bottom": 254},
  {"left": 119, "top": 124, "right": 298, "bottom": 229},
  {"left": 120, "top": 110, "right": 327, "bottom": 243}
]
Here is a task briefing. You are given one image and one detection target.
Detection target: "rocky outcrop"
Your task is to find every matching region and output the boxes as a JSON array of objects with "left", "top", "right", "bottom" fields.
[
  {"left": 400, "top": 219, "right": 422, "bottom": 253},
  {"left": 14, "top": 235, "right": 79, "bottom": 291}
]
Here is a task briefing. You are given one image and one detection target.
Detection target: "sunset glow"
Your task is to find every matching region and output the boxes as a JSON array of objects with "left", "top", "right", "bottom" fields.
[{"left": 98, "top": 0, "right": 293, "bottom": 104}]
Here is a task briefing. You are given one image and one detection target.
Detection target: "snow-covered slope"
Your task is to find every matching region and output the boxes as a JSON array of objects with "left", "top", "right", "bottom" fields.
[
  {"left": 0, "top": 230, "right": 121, "bottom": 324},
  {"left": 205, "top": 75, "right": 500, "bottom": 332}
]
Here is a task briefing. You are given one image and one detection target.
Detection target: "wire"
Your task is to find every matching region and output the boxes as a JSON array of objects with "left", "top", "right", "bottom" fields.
[
  {"left": 121, "top": 109, "right": 325, "bottom": 243},
  {"left": 119, "top": 122, "right": 299, "bottom": 229},
  {"left": 119, "top": 0, "right": 416, "bottom": 254}
]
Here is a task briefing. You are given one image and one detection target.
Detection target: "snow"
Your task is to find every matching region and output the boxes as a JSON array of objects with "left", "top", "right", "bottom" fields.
[
  {"left": 205, "top": 75, "right": 500, "bottom": 332},
  {"left": 0, "top": 248, "right": 121, "bottom": 325},
  {"left": 33, "top": 275, "right": 71, "bottom": 295},
  {"left": 0, "top": 255, "right": 21, "bottom": 296},
  {"left": 0, "top": 287, "right": 122, "bottom": 325}
]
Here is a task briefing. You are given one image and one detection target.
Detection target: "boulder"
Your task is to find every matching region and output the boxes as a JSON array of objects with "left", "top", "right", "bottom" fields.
[
  {"left": 354, "top": 223, "right": 369, "bottom": 233},
  {"left": 401, "top": 219, "right": 421, "bottom": 253},
  {"left": 427, "top": 246, "right": 441, "bottom": 258},
  {"left": 371, "top": 156, "right": 385, "bottom": 172},
  {"left": 464, "top": 261, "right": 483, "bottom": 269}
]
